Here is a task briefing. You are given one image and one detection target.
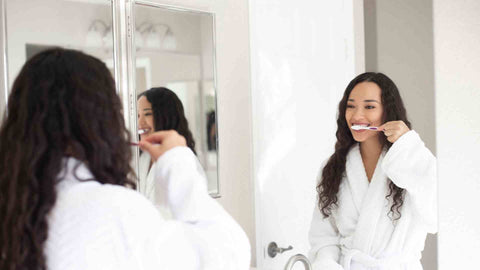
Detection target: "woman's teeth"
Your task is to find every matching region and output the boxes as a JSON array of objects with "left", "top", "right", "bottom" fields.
[
  {"left": 138, "top": 128, "right": 150, "bottom": 135},
  {"left": 351, "top": 124, "right": 370, "bottom": 130}
]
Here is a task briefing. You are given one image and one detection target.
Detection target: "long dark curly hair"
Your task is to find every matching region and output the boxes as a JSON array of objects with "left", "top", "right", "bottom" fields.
[
  {"left": 317, "top": 72, "right": 411, "bottom": 220},
  {"left": 0, "top": 48, "right": 135, "bottom": 270},
  {"left": 138, "top": 87, "right": 196, "bottom": 154}
]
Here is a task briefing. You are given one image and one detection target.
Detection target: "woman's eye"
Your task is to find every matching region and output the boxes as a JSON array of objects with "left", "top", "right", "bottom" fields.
[
  {"left": 145, "top": 113, "right": 153, "bottom": 116},
  {"left": 365, "top": 105, "right": 375, "bottom": 109},
  {"left": 347, "top": 105, "right": 355, "bottom": 109}
]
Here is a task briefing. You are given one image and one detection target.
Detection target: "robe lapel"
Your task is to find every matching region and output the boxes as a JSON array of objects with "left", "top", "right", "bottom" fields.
[
  {"left": 345, "top": 144, "right": 370, "bottom": 215},
  {"left": 346, "top": 145, "right": 389, "bottom": 253}
]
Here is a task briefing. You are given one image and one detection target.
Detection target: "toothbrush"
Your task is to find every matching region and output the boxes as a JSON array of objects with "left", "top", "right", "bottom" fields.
[
  {"left": 351, "top": 125, "right": 380, "bottom": 131},
  {"left": 131, "top": 129, "right": 149, "bottom": 146},
  {"left": 129, "top": 141, "right": 160, "bottom": 147}
]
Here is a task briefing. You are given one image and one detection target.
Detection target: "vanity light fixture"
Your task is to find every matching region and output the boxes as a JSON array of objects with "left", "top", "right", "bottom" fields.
[
  {"left": 86, "top": 20, "right": 176, "bottom": 51},
  {"left": 85, "top": 20, "right": 110, "bottom": 48},
  {"left": 136, "top": 22, "right": 177, "bottom": 51}
]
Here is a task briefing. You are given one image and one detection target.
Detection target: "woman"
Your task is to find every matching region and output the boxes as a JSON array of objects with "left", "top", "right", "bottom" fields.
[
  {"left": 0, "top": 48, "right": 250, "bottom": 270},
  {"left": 309, "top": 72, "right": 437, "bottom": 270},
  {"left": 137, "top": 87, "right": 197, "bottom": 215}
]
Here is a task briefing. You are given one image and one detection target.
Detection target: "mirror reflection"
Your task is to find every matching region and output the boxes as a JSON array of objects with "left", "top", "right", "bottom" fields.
[
  {"left": 309, "top": 72, "right": 437, "bottom": 269},
  {"left": 133, "top": 4, "right": 219, "bottom": 201},
  {"left": 250, "top": 1, "right": 438, "bottom": 269},
  {"left": 5, "top": 0, "right": 114, "bottom": 90}
]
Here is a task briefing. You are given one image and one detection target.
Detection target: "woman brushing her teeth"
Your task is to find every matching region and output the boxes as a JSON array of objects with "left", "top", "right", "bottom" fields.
[
  {"left": 309, "top": 73, "right": 437, "bottom": 270},
  {"left": 137, "top": 87, "right": 196, "bottom": 217}
]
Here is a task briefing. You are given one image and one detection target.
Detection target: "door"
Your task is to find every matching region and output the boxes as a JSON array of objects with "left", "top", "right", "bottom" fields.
[{"left": 249, "top": 0, "right": 358, "bottom": 269}]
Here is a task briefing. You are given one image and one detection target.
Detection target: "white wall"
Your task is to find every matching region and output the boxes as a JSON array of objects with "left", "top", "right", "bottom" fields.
[
  {"left": 434, "top": 0, "right": 480, "bottom": 269},
  {"left": 363, "top": 1, "right": 437, "bottom": 268}
]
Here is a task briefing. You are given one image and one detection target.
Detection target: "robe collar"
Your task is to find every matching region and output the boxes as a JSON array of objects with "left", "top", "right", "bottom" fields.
[{"left": 345, "top": 144, "right": 389, "bottom": 252}]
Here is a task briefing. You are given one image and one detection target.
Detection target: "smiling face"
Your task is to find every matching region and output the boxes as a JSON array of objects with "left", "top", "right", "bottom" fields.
[
  {"left": 345, "top": 82, "right": 384, "bottom": 143},
  {"left": 137, "top": 95, "right": 155, "bottom": 140}
]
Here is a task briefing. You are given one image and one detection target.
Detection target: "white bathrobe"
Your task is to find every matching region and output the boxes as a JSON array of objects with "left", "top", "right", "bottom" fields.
[
  {"left": 46, "top": 147, "right": 250, "bottom": 270},
  {"left": 138, "top": 151, "right": 172, "bottom": 218},
  {"left": 309, "top": 130, "right": 437, "bottom": 270}
]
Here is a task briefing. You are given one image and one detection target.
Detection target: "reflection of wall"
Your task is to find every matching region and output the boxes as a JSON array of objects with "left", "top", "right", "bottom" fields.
[
  {"left": 144, "top": 0, "right": 256, "bottom": 266},
  {"left": 136, "top": 52, "right": 201, "bottom": 86},
  {"left": 363, "top": 1, "right": 437, "bottom": 269},
  {"left": 6, "top": 0, "right": 111, "bottom": 87},
  {"left": 0, "top": 9, "right": 4, "bottom": 122},
  {"left": 364, "top": 0, "right": 436, "bottom": 153},
  {"left": 200, "top": 15, "right": 214, "bottom": 80},
  {"left": 136, "top": 6, "right": 202, "bottom": 54},
  {"left": 434, "top": 1, "right": 480, "bottom": 269},
  {"left": 0, "top": 6, "right": 3, "bottom": 121}
]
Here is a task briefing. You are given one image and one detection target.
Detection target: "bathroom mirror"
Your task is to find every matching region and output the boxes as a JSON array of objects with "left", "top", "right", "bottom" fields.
[
  {"left": 133, "top": 2, "right": 219, "bottom": 197},
  {"left": 0, "top": 0, "right": 219, "bottom": 198},
  {"left": 250, "top": 1, "right": 438, "bottom": 269}
]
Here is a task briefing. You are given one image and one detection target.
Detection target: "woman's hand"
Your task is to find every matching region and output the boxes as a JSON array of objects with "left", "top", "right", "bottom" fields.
[
  {"left": 378, "top": 121, "right": 410, "bottom": 143},
  {"left": 139, "top": 130, "right": 187, "bottom": 161}
]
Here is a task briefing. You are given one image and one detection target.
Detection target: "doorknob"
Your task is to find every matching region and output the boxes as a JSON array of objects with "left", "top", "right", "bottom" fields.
[{"left": 267, "top": 242, "right": 293, "bottom": 258}]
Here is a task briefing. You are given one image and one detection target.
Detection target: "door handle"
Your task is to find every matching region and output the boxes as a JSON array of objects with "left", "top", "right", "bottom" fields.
[{"left": 267, "top": 242, "right": 293, "bottom": 258}]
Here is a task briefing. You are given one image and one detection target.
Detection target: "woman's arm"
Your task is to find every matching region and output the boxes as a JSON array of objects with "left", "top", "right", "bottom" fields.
[
  {"left": 133, "top": 131, "right": 250, "bottom": 269},
  {"left": 150, "top": 146, "right": 251, "bottom": 269},
  {"left": 382, "top": 130, "right": 438, "bottom": 233}
]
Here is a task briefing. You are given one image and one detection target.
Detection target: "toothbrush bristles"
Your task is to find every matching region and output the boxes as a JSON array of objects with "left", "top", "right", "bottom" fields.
[{"left": 352, "top": 125, "right": 379, "bottom": 131}]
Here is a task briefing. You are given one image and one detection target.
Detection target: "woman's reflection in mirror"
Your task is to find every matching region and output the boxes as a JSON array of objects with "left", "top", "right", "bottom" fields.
[
  {"left": 137, "top": 87, "right": 196, "bottom": 216},
  {"left": 309, "top": 72, "right": 437, "bottom": 270}
]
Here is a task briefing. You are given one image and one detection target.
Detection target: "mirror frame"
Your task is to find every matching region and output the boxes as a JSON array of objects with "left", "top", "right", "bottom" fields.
[{"left": 127, "top": 0, "right": 221, "bottom": 197}]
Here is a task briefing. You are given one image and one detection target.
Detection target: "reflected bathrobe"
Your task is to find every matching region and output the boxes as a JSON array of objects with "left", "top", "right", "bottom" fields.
[
  {"left": 138, "top": 151, "right": 173, "bottom": 218},
  {"left": 308, "top": 130, "right": 437, "bottom": 270}
]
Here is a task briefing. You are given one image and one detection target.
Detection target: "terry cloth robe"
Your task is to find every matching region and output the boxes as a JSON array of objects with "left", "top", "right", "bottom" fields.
[
  {"left": 308, "top": 130, "right": 437, "bottom": 270},
  {"left": 138, "top": 151, "right": 172, "bottom": 218},
  {"left": 46, "top": 147, "right": 251, "bottom": 270}
]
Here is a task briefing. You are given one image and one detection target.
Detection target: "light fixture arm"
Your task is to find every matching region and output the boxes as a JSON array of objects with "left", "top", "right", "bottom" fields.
[{"left": 88, "top": 19, "right": 109, "bottom": 34}]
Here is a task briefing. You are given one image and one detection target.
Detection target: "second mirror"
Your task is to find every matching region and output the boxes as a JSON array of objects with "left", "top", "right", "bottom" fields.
[{"left": 133, "top": 3, "right": 219, "bottom": 204}]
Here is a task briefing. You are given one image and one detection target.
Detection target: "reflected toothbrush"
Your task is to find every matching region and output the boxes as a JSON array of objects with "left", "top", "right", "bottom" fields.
[
  {"left": 130, "top": 141, "right": 160, "bottom": 147},
  {"left": 130, "top": 129, "right": 161, "bottom": 146},
  {"left": 130, "top": 129, "right": 149, "bottom": 146},
  {"left": 351, "top": 125, "right": 380, "bottom": 131}
]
